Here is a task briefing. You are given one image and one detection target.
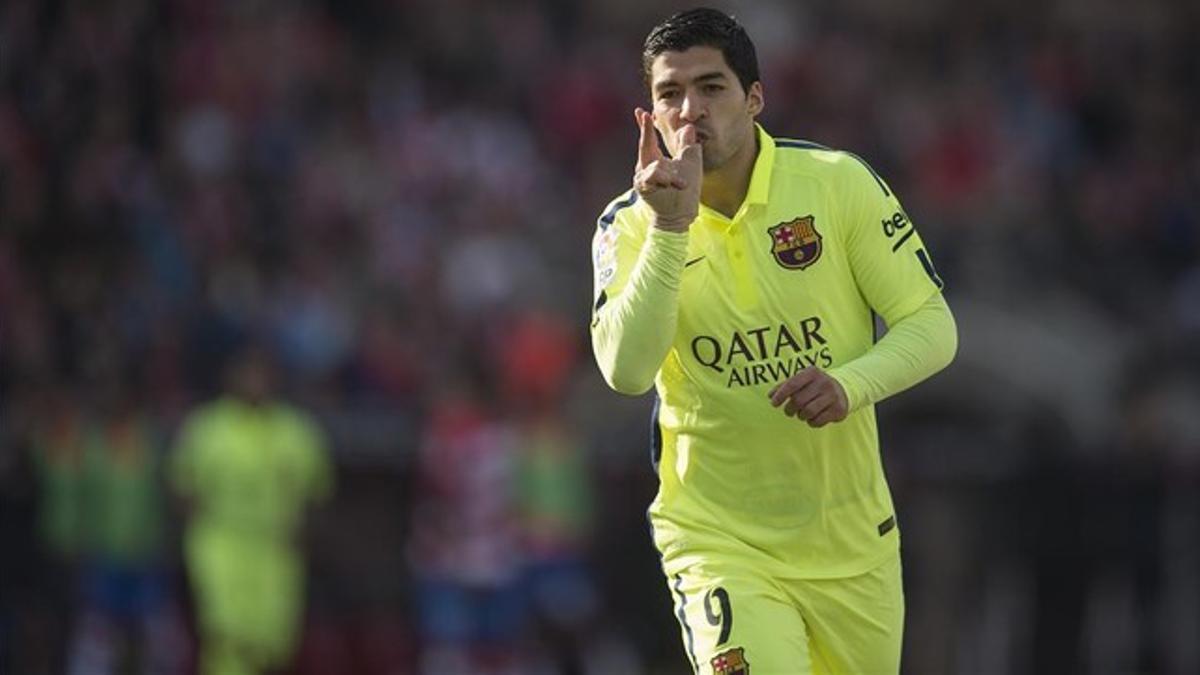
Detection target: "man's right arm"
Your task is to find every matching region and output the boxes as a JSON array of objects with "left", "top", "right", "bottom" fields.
[
  {"left": 590, "top": 204, "right": 690, "bottom": 395},
  {"left": 592, "top": 109, "right": 701, "bottom": 395}
]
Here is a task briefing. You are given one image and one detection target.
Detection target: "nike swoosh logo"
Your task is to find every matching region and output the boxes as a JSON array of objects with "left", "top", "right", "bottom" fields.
[{"left": 685, "top": 256, "right": 706, "bottom": 268}]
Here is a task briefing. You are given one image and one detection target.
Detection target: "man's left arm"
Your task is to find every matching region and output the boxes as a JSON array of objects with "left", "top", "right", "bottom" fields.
[
  {"left": 830, "top": 155, "right": 957, "bottom": 413},
  {"left": 770, "top": 156, "right": 957, "bottom": 425},
  {"left": 828, "top": 293, "right": 956, "bottom": 413}
]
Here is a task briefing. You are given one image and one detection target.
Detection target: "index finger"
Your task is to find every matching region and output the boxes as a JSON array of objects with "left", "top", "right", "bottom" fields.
[
  {"left": 769, "top": 368, "right": 820, "bottom": 407},
  {"left": 635, "top": 108, "right": 661, "bottom": 169}
]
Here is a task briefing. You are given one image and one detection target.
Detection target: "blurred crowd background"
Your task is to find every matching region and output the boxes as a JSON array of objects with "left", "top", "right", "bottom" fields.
[{"left": 1, "top": 0, "right": 1198, "bottom": 673}]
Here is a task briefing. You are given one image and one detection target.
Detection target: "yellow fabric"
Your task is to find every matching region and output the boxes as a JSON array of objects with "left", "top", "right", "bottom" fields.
[
  {"left": 830, "top": 293, "right": 956, "bottom": 413},
  {"left": 170, "top": 397, "right": 332, "bottom": 669},
  {"left": 171, "top": 397, "right": 332, "bottom": 539},
  {"left": 592, "top": 225, "right": 689, "bottom": 393},
  {"left": 669, "top": 553, "right": 904, "bottom": 674},
  {"left": 591, "top": 126, "right": 953, "bottom": 578},
  {"left": 189, "top": 527, "right": 302, "bottom": 672}
]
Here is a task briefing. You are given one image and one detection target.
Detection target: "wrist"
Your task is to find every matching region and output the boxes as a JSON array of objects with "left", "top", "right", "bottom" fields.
[
  {"left": 652, "top": 213, "right": 696, "bottom": 232},
  {"left": 826, "top": 367, "right": 863, "bottom": 413}
]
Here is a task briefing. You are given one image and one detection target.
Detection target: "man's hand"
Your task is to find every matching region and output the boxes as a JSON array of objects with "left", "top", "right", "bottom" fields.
[
  {"left": 632, "top": 108, "right": 702, "bottom": 232},
  {"left": 768, "top": 368, "right": 849, "bottom": 428}
]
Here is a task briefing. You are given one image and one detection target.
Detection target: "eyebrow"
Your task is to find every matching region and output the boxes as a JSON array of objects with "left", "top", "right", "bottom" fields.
[{"left": 653, "top": 70, "right": 729, "bottom": 93}]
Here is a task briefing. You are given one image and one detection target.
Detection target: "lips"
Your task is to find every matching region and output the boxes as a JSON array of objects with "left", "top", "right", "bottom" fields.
[{"left": 677, "top": 125, "right": 709, "bottom": 146}]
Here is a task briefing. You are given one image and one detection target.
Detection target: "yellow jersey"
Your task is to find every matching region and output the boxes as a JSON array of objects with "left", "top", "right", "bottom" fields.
[
  {"left": 591, "top": 125, "right": 945, "bottom": 578},
  {"left": 171, "top": 397, "right": 332, "bottom": 540}
]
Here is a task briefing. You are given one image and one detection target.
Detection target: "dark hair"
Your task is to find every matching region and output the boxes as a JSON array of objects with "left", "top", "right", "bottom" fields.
[{"left": 642, "top": 8, "right": 760, "bottom": 95}]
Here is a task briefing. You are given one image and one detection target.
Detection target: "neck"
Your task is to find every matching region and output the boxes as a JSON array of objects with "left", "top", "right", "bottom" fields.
[{"left": 701, "top": 128, "right": 759, "bottom": 219}]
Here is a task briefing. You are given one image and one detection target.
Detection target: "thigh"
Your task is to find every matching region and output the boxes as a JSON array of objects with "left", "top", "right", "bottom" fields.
[
  {"left": 792, "top": 554, "right": 905, "bottom": 675},
  {"left": 185, "top": 528, "right": 242, "bottom": 637},
  {"left": 187, "top": 530, "right": 301, "bottom": 656},
  {"left": 246, "top": 546, "right": 303, "bottom": 660},
  {"left": 667, "top": 562, "right": 811, "bottom": 674}
]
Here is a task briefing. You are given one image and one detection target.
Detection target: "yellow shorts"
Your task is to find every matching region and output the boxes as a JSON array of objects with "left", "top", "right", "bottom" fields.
[
  {"left": 185, "top": 526, "right": 303, "bottom": 663},
  {"left": 665, "top": 553, "right": 904, "bottom": 675}
]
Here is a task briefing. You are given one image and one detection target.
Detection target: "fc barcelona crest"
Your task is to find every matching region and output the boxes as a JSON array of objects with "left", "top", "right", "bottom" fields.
[
  {"left": 768, "top": 216, "right": 822, "bottom": 270},
  {"left": 711, "top": 647, "right": 750, "bottom": 675}
]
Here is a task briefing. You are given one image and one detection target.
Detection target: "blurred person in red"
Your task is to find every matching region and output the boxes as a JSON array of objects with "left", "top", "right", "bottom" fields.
[
  {"left": 514, "top": 415, "right": 602, "bottom": 673},
  {"left": 170, "top": 343, "right": 333, "bottom": 675},
  {"left": 500, "top": 311, "right": 613, "bottom": 672},
  {"left": 408, "top": 362, "right": 526, "bottom": 675}
]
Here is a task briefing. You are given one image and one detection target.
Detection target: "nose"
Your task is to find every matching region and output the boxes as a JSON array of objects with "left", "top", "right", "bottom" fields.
[{"left": 681, "top": 91, "right": 704, "bottom": 122}]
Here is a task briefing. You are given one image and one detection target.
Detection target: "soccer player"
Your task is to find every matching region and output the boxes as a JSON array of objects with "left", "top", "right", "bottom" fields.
[
  {"left": 590, "top": 8, "right": 957, "bottom": 674},
  {"left": 170, "top": 344, "right": 332, "bottom": 675}
]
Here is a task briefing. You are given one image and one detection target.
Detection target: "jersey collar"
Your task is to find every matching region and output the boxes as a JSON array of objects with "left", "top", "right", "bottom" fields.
[{"left": 745, "top": 123, "right": 776, "bottom": 206}]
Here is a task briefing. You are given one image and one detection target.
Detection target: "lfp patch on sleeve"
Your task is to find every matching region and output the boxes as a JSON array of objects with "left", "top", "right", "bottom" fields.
[{"left": 594, "top": 228, "right": 619, "bottom": 289}]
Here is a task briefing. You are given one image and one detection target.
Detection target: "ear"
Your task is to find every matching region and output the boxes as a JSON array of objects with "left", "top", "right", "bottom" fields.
[{"left": 746, "top": 81, "right": 764, "bottom": 117}]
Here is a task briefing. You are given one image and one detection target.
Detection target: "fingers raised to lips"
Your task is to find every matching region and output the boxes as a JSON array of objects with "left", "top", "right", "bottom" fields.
[{"left": 672, "top": 124, "right": 699, "bottom": 156}]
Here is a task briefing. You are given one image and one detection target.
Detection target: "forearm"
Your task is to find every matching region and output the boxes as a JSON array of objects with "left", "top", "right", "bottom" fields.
[
  {"left": 828, "top": 293, "right": 957, "bottom": 412},
  {"left": 591, "top": 227, "right": 689, "bottom": 394}
]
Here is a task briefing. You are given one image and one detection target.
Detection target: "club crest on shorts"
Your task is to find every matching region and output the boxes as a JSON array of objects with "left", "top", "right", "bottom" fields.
[
  {"left": 710, "top": 646, "right": 749, "bottom": 675},
  {"left": 768, "top": 215, "right": 822, "bottom": 270}
]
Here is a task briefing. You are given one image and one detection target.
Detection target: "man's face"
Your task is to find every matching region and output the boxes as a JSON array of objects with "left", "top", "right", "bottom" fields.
[
  {"left": 227, "top": 350, "right": 273, "bottom": 404},
  {"left": 649, "top": 46, "right": 763, "bottom": 172}
]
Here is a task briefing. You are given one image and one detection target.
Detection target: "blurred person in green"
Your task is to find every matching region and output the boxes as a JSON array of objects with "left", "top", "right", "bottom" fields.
[
  {"left": 69, "top": 376, "right": 184, "bottom": 673},
  {"left": 171, "top": 344, "right": 333, "bottom": 675},
  {"left": 28, "top": 384, "right": 89, "bottom": 673},
  {"left": 515, "top": 415, "right": 603, "bottom": 670},
  {"left": 31, "top": 386, "right": 87, "bottom": 566}
]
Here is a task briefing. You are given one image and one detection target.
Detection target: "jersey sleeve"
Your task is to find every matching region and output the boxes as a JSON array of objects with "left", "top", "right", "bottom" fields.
[
  {"left": 590, "top": 191, "right": 647, "bottom": 310},
  {"left": 829, "top": 155, "right": 955, "bottom": 411},
  {"left": 829, "top": 292, "right": 957, "bottom": 412},
  {"left": 589, "top": 191, "right": 690, "bottom": 395},
  {"left": 838, "top": 155, "right": 945, "bottom": 326}
]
